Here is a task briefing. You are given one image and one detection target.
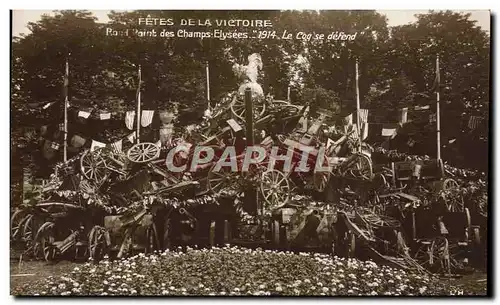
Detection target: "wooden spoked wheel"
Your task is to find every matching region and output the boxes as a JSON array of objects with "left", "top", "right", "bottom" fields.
[
  {"left": 414, "top": 237, "right": 452, "bottom": 274},
  {"left": 10, "top": 209, "right": 26, "bottom": 241},
  {"left": 441, "top": 179, "right": 465, "bottom": 212},
  {"left": 260, "top": 169, "right": 290, "bottom": 210},
  {"left": 127, "top": 142, "right": 161, "bottom": 163},
  {"left": 313, "top": 155, "right": 331, "bottom": 192},
  {"left": 207, "top": 163, "right": 241, "bottom": 194},
  {"left": 145, "top": 224, "right": 160, "bottom": 254},
  {"left": 81, "top": 150, "right": 108, "bottom": 184},
  {"left": 346, "top": 153, "right": 373, "bottom": 180},
  {"left": 230, "top": 94, "right": 266, "bottom": 122},
  {"left": 442, "top": 178, "right": 459, "bottom": 191},
  {"left": 89, "top": 226, "right": 107, "bottom": 261},
  {"left": 34, "top": 222, "right": 56, "bottom": 262}
]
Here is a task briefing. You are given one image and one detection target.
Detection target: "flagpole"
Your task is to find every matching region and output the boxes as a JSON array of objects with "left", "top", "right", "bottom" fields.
[
  {"left": 436, "top": 55, "right": 441, "bottom": 161},
  {"left": 63, "top": 55, "right": 69, "bottom": 162},
  {"left": 206, "top": 61, "right": 210, "bottom": 109},
  {"left": 287, "top": 85, "right": 291, "bottom": 102},
  {"left": 136, "top": 64, "right": 141, "bottom": 144},
  {"left": 355, "top": 59, "right": 361, "bottom": 151}
]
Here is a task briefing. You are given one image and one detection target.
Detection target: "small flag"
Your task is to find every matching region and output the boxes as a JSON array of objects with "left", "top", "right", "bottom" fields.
[
  {"left": 110, "top": 139, "right": 122, "bottom": 152},
  {"left": 448, "top": 138, "right": 456, "bottom": 144},
  {"left": 343, "top": 113, "right": 353, "bottom": 125},
  {"left": 125, "top": 111, "right": 135, "bottom": 130},
  {"left": 415, "top": 105, "right": 430, "bottom": 111},
  {"left": 90, "top": 140, "right": 106, "bottom": 152},
  {"left": 429, "top": 113, "right": 437, "bottom": 123},
  {"left": 141, "top": 110, "right": 155, "bottom": 127},
  {"left": 100, "top": 111, "right": 111, "bottom": 120},
  {"left": 360, "top": 122, "right": 369, "bottom": 141},
  {"left": 407, "top": 138, "right": 416, "bottom": 147},
  {"left": 400, "top": 107, "right": 408, "bottom": 124},
  {"left": 382, "top": 128, "right": 397, "bottom": 137},
  {"left": 50, "top": 141, "right": 60, "bottom": 150},
  {"left": 71, "top": 135, "right": 86, "bottom": 148},
  {"left": 359, "top": 109, "right": 369, "bottom": 123},
  {"left": 78, "top": 110, "right": 91, "bottom": 119},
  {"left": 468, "top": 116, "right": 481, "bottom": 129},
  {"left": 58, "top": 123, "right": 64, "bottom": 131},
  {"left": 126, "top": 132, "right": 136, "bottom": 143}
]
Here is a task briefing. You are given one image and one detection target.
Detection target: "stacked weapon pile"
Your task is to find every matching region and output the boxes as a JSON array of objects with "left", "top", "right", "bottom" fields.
[{"left": 11, "top": 54, "right": 487, "bottom": 277}]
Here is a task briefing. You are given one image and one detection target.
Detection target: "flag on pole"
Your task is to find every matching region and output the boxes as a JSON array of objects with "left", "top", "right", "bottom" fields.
[
  {"left": 468, "top": 116, "right": 482, "bottom": 129},
  {"left": 141, "top": 110, "right": 155, "bottom": 127},
  {"left": 125, "top": 111, "right": 135, "bottom": 130},
  {"left": 100, "top": 111, "right": 111, "bottom": 120},
  {"left": 429, "top": 113, "right": 437, "bottom": 123},
  {"left": 359, "top": 109, "right": 369, "bottom": 123},
  {"left": 78, "top": 110, "right": 91, "bottom": 119},
  {"left": 360, "top": 122, "right": 369, "bottom": 140},
  {"left": 382, "top": 128, "right": 397, "bottom": 138}
]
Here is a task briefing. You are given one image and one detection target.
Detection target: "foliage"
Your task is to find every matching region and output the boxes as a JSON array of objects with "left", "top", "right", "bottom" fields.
[{"left": 13, "top": 246, "right": 470, "bottom": 296}]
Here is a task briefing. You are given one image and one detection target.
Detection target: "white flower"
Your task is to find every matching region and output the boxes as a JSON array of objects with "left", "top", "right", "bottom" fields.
[
  {"left": 304, "top": 279, "right": 311, "bottom": 284},
  {"left": 275, "top": 286, "right": 283, "bottom": 292},
  {"left": 162, "top": 290, "right": 169, "bottom": 295},
  {"left": 103, "top": 280, "right": 109, "bottom": 285},
  {"left": 347, "top": 289, "right": 354, "bottom": 294},
  {"left": 338, "top": 284, "right": 345, "bottom": 289},
  {"left": 258, "top": 284, "right": 266, "bottom": 289},
  {"left": 322, "top": 287, "right": 329, "bottom": 293},
  {"left": 73, "top": 282, "right": 79, "bottom": 287},
  {"left": 131, "top": 289, "right": 137, "bottom": 294},
  {"left": 371, "top": 291, "right": 378, "bottom": 295},
  {"left": 419, "top": 286, "right": 427, "bottom": 294},
  {"left": 58, "top": 283, "right": 66, "bottom": 290}
]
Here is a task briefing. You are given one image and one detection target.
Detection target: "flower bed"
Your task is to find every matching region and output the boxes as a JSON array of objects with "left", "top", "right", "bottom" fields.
[{"left": 16, "top": 246, "right": 465, "bottom": 296}]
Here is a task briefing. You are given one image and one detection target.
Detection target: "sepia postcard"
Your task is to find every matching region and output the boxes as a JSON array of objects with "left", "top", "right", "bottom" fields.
[{"left": 10, "top": 9, "right": 490, "bottom": 297}]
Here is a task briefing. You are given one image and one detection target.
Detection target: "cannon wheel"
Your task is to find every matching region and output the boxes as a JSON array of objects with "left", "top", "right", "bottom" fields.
[
  {"left": 11, "top": 209, "right": 26, "bottom": 240},
  {"left": 127, "top": 142, "right": 161, "bottom": 163},
  {"left": 346, "top": 153, "right": 373, "bottom": 180},
  {"left": 313, "top": 154, "right": 331, "bottom": 192},
  {"left": 145, "top": 224, "right": 160, "bottom": 254},
  {"left": 34, "top": 222, "right": 56, "bottom": 262},
  {"left": 89, "top": 226, "right": 107, "bottom": 261},
  {"left": 431, "top": 237, "right": 451, "bottom": 274},
  {"left": 207, "top": 163, "right": 240, "bottom": 194},
  {"left": 260, "top": 169, "right": 290, "bottom": 210},
  {"left": 442, "top": 179, "right": 465, "bottom": 212},
  {"left": 230, "top": 94, "right": 266, "bottom": 122},
  {"left": 80, "top": 150, "right": 108, "bottom": 184}
]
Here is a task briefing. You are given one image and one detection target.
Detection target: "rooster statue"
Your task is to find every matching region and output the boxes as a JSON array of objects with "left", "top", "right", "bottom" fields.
[{"left": 232, "top": 53, "right": 264, "bottom": 98}]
